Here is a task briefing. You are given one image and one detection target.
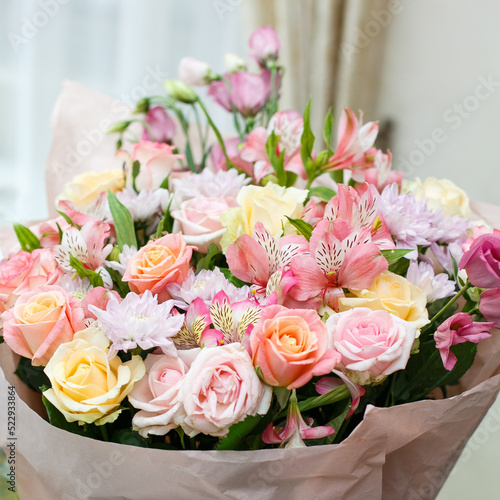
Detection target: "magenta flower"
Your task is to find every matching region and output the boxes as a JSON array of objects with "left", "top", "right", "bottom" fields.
[
  {"left": 325, "top": 108, "right": 379, "bottom": 171},
  {"left": 290, "top": 219, "right": 388, "bottom": 309},
  {"left": 479, "top": 287, "right": 500, "bottom": 328},
  {"left": 459, "top": 233, "right": 500, "bottom": 288},
  {"left": 435, "top": 313, "right": 494, "bottom": 370},
  {"left": 142, "top": 106, "right": 176, "bottom": 143},
  {"left": 249, "top": 26, "right": 281, "bottom": 63},
  {"left": 263, "top": 399, "right": 334, "bottom": 448}
]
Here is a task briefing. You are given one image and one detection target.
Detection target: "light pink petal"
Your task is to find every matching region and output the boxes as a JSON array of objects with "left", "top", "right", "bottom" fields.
[{"left": 226, "top": 234, "right": 270, "bottom": 285}]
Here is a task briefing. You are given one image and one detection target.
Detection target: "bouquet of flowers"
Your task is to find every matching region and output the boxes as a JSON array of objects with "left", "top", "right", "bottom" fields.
[{"left": 2, "top": 26, "right": 500, "bottom": 499}]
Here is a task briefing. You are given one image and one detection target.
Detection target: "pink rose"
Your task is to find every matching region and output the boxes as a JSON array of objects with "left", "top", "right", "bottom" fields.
[
  {"left": 81, "top": 287, "right": 121, "bottom": 321},
  {"left": 2, "top": 285, "right": 85, "bottom": 366},
  {"left": 123, "top": 233, "right": 194, "bottom": 302},
  {"left": 142, "top": 106, "right": 176, "bottom": 144},
  {"left": 249, "top": 26, "right": 281, "bottom": 63},
  {"left": 175, "top": 343, "right": 271, "bottom": 437},
  {"left": 118, "top": 140, "right": 183, "bottom": 191},
  {"left": 463, "top": 226, "right": 500, "bottom": 253},
  {"left": 480, "top": 287, "right": 500, "bottom": 328},
  {"left": 326, "top": 308, "right": 418, "bottom": 385},
  {"left": 250, "top": 305, "right": 340, "bottom": 389},
  {"left": 171, "top": 196, "right": 237, "bottom": 253},
  {"left": 435, "top": 312, "right": 494, "bottom": 370},
  {"left": 128, "top": 351, "right": 196, "bottom": 437},
  {"left": 459, "top": 233, "right": 500, "bottom": 288},
  {"left": 0, "top": 249, "right": 60, "bottom": 312}
]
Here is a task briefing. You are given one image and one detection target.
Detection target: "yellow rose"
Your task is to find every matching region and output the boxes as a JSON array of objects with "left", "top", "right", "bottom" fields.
[
  {"left": 406, "top": 177, "right": 470, "bottom": 218},
  {"left": 56, "top": 169, "right": 124, "bottom": 210},
  {"left": 338, "top": 271, "right": 429, "bottom": 329},
  {"left": 220, "top": 183, "right": 308, "bottom": 250},
  {"left": 43, "top": 327, "right": 145, "bottom": 425}
]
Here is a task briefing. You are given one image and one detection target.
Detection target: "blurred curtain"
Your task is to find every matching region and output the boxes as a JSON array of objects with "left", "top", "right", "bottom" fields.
[{"left": 243, "top": 0, "right": 392, "bottom": 135}]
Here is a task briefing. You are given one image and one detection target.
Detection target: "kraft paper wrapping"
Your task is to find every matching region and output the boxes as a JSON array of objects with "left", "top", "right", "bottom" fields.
[{"left": 1, "top": 82, "right": 500, "bottom": 499}]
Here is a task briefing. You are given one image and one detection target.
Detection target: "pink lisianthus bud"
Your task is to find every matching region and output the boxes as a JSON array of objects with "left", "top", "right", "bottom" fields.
[
  {"left": 434, "top": 312, "right": 494, "bottom": 370},
  {"left": 81, "top": 286, "right": 121, "bottom": 321},
  {"left": 142, "top": 106, "right": 176, "bottom": 143},
  {"left": 249, "top": 26, "right": 281, "bottom": 63}
]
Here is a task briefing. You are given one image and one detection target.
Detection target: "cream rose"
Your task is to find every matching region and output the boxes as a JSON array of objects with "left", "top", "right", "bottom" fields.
[
  {"left": 407, "top": 177, "right": 470, "bottom": 217},
  {"left": 338, "top": 271, "right": 429, "bottom": 329},
  {"left": 43, "top": 327, "right": 145, "bottom": 425},
  {"left": 220, "top": 183, "right": 308, "bottom": 250},
  {"left": 56, "top": 169, "right": 124, "bottom": 210}
]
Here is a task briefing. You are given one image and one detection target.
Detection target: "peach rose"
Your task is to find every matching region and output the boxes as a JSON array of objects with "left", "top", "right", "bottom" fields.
[
  {"left": 171, "top": 196, "right": 237, "bottom": 253},
  {"left": 0, "top": 249, "right": 60, "bottom": 312},
  {"left": 2, "top": 285, "right": 85, "bottom": 366},
  {"left": 250, "top": 305, "right": 340, "bottom": 389},
  {"left": 123, "top": 233, "right": 194, "bottom": 302}
]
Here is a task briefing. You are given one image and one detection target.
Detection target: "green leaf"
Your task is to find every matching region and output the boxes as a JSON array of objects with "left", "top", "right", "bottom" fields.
[
  {"left": 131, "top": 161, "right": 141, "bottom": 193},
  {"left": 285, "top": 171, "right": 298, "bottom": 188},
  {"left": 273, "top": 387, "right": 291, "bottom": 410},
  {"left": 154, "top": 197, "right": 174, "bottom": 238},
  {"left": 297, "top": 385, "right": 350, "bottom": 414},
  {"left": 325, "top": 398, "right": 351, "bottom": 444},
  {"left": 111, "top": 429, "right": 149, "bottom": 448},
  {"left": 308, "top": 186, "right": 337, "bottom": 202},
  {"left": 159, "top": 174, "right": 170, "bottom": 190},
  {"left": 42, "top": 394, "right": 100, "bottom": 439},
  {"left": 330, "top": 170, "right": 344, "bottom": 185},
  {"left": 217, "top": 415, "right": 263, "bottom": 451},
  {"left": 323, "top": 107, "right": 334, "bottom": 153},
  {"left": 70, "top": 254, "right": 104, "bottom": 288},
  {"left": 265, "top": 132, "right": 287, "bottom": 186},
  {"left": 13, "top": 223, "right": 41, "bottom": 252},
  {"left": 108, "top": 190, "right": 138, "bottom": 248},
  {"left": 56, "top": 210, "right": 80, "bottom": 229},
  {"left": 105, "top": 267, "right": 131, "bottom": 298},
  {"left": 285, "top": 216, "right": 313, "bottom": 241},
  {"left": 196, "top": 243, "right": 221, "bottom": 272},
  {"left": 175, "top": 427, "right": 186, "bottom": 449},
  {"left": 301, "top": 99, "right": 316, "bottom": 183},
  {"left": 107, "top": 120, "right": 132, "bottom": 134},
  {"left": 14, "top": 357, "right": 50, "bottom": 393},
  {"left": 381, "top": 248, "right": 413, "bottom": 264}
]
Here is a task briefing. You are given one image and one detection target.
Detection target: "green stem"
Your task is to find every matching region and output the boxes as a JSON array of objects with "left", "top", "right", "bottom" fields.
[
  {"left": 99, "top": 424, "right": 109, "bottom": 442},
  {"left": 197, "top": 98, "right": 246, "bottom": 175},
  {"left": 423, "top": 281, "right": 472, "bottom": 335},
  {"left": 192, "top": 104, "right": 206, "bottom": 158}
]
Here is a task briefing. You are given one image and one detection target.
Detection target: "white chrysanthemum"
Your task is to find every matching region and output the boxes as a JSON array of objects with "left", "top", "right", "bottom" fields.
[
  {"left": 89, "top": 290, "right": 184, "bottom": 358},
  {"left": 106, "top": 245, "right": 138, "bottom": 275},
  {"left": 406, "top": 259, "right": 456, "bottom": 303},
  {"left": 172, "top": 168, "right": 250, "bottom": 206},
  {"left": 116, "top": 188, "right": 171, "bottom": 222}
]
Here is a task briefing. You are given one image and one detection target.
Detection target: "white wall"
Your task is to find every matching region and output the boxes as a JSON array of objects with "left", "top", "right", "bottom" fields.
[{"left": 376, "top": 0, "right": 500, "bottom": 207}]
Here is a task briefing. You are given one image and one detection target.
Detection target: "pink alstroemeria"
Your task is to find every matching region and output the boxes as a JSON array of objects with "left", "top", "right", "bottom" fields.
[
  {"left": 53, "top": 221, "right": 113, "bottom": 288},
  {"left": 263, "top": 398, "right": 334, "bottom": 448},
  {"left": 325, "top": 108, "right": 378, "bottom": 172},
  {"left": 435, "top": 312, "right": 494, "bottom": 370},
  {"left": 209, "top": 290, "right": 261, "bottom": 347},
  {"left": 226, "top": 222, "right": 308, "bottom": 304},
  {"left": 290, "top": 219, "right": 388, "bottom": 309},
  {"left": 323, "top": 183, "right": 395, "bottom": 250},
  {"left": 173, "top": 297, "right": 222, "bottom": 349},
  {"left": 240, "top": 110, "right": 305, "bottom": 181},
  {"left": 352, "top": 149, "right": 403, "bottom": 193},
  {"left": 208, "top": 72, "right": 270, "bottom": 118},
  {"left": 142, "top": 106, "right": 176, "bottom": 143},
  {"left": 315, "top": 369, "right": 366, "bottom": 419}
]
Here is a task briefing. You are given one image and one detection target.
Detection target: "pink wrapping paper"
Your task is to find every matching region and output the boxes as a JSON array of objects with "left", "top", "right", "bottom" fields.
[{"left": 1, "top": 82, "right": 500, "bottom": 500}]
